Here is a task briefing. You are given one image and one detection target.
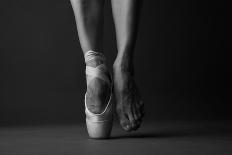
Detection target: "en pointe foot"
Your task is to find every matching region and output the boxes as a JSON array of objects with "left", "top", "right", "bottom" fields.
[
  {"left": 84, "top": 50, "right": 113, "bottom": 139},
  {"left": 113, "top": 63, "right": 145, "bottom": 132},
  {"left": 85, "top": 52, "right": 111, "bottom": 114}
]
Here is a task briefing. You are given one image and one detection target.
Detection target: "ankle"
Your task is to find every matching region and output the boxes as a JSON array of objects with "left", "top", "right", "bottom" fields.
[
  {"left": 85, "top": 50, "right": 106, "bottom": 67},
  {"left": 113, "top": 59, "right": 134, "bottom": 76},
  {"left": 86, "top": 59, "right": 103, "bottom": 67}
]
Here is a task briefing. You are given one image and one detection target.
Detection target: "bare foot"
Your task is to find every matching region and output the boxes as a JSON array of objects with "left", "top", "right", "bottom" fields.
[
  {"left": 113, "top": 62, "right": 144, "bottom": 131},
  {"left": 85, "top": 57, "right": 111, "bottom": 114}
]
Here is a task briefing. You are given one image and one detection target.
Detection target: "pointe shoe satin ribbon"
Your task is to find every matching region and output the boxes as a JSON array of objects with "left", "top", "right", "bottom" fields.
[{"left": 84, "top": 50, "right": 113, "bottom": 139}]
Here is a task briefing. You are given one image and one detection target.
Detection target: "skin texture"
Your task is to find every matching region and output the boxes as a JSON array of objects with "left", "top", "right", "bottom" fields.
[
  {"left": 111, "top": 0, "right": 144, "bottom": 131},
  {"left": 70, "top": 0, "right": 144, "bottom": 131},
  {"left": 70, "top": 0, "right": 104, "bottom": 53}
]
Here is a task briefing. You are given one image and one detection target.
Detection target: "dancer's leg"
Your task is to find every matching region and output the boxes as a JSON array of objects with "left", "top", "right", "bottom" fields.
[
  {"left": 111, "top": 0, "right": 144, "bottom": 131},
  {"left": 70, "top": 0, "right": 111, "bottom": 114},
  {"left": 70, "top": 0, "right": 104, "bottom": 53}
]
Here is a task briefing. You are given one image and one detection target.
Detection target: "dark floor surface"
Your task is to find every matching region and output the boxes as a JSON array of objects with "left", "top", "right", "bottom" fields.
[{"left": 0, "top": 121, "right": 232, "bottom": 155}]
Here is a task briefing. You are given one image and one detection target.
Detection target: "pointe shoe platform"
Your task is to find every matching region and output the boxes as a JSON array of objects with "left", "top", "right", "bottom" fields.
[{"left": 84, "top": 50, "right": 113, "bottom": 139}]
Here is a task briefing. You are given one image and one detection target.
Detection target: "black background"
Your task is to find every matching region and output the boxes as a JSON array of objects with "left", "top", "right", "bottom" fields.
[{"left": 0, "top": 0, "right": 228, "bottom": 126}]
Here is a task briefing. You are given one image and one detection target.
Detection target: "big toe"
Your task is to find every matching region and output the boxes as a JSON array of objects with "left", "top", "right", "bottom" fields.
[
  {"left": 118, "top": 115, "right": 133, "bottom": 132},
  {"left": 128, "top": 113, "right": 141, "bottom": 131}
]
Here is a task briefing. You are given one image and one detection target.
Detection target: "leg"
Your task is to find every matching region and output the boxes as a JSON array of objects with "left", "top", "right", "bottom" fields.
[
  {"left": 111, "top": 0, "right": 144, "bottom": 131},
  {"left": 70, "top": 0, "right": 111, "bottom": 114},
  {"left": 70, "top": 0, "right": 104, "bottom": 53}
]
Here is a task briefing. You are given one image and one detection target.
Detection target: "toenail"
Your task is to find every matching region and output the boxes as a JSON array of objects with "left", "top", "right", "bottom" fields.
[{"left": 125, "top": 125, "right": 131, "bottom": 130}]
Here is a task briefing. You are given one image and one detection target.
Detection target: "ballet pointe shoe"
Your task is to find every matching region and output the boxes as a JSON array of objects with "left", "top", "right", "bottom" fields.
[
  {"left": 85, "top": 94, "right": 113, "bottom": 139},
  {"left": 84, "top": 50, "right": 113, "bottom": 139}
]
